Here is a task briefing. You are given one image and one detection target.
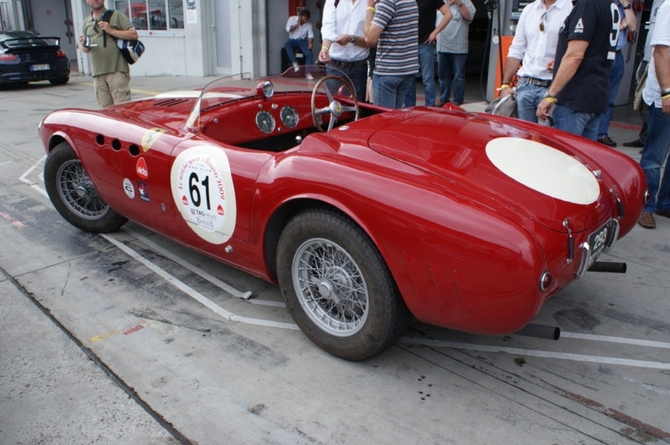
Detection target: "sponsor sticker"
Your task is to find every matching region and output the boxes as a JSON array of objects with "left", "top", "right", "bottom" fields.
[
  {"left": 170, "top": 145, "right": 237, "bottom": 244},
  {"left": 123, "top": 178, "right": 135, "bottom": 199},
  {"left": 138, "top": 181, "right": 150, "bottom": 202},
  {"left": 136, "top": 157, "right": 149, "bottom": 179}
]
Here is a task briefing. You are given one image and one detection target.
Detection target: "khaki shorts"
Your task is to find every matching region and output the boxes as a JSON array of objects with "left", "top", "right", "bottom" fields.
[{"left": 93, "top": 71, "right": 131, "bottom": 108}]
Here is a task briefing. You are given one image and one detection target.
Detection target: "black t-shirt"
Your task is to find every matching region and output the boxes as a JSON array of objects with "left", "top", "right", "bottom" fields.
[
  {"left": 416, "top": 0, "right": 446, "bottom": 43},
  {"left": 554, "top": 0, "right": 620, "bottom": 114}
]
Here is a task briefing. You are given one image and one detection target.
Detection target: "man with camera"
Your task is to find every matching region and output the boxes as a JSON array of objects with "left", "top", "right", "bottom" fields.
[{"left": 80, "top": 0, "right": 138, "bottom": 107}]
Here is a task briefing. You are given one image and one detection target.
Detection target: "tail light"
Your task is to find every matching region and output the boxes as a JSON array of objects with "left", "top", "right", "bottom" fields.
[
  {"left": 0, "top": 53, "right": 18, "bottom": 61},
  {"left": 56, "top": 50, "right": 68, "bottom": 58}
]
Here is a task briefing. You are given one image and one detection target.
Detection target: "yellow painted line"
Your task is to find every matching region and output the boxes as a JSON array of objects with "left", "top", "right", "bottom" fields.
[
  {"left": 88, "top": 329, "right": 120, "bottom": 343},
  {"left": 133, "top": 88, "right": 161, "bottom": 96},
  {"left": 78, "top": 82, "right": 159, "bottom": 96}
]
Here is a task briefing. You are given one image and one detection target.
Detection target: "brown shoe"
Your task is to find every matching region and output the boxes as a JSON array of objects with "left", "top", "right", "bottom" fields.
[
  {"left": 655, "top": 210, "right": 670, "bottom": 219},
  {"left": 638, "top": 212, "right": 656, "bottom": 229}
]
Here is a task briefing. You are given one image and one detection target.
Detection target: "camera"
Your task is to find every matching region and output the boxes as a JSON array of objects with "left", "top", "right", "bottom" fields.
[{"left": 83, "top": 36, "right": 97, "bottom": 48}]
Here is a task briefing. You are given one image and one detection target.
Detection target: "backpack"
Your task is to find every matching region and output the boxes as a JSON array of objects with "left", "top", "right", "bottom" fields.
[{"left": 101, "top": 10, "right": 145, "bottom": 65}]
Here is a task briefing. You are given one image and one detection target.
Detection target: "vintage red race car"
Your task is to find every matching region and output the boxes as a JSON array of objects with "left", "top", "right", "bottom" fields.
[{"left": 39, "top": 66, "right": 646, "bottom": 360}]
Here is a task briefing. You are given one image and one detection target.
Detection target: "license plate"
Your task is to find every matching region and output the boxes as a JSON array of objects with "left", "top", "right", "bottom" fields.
[
  {"left": 31, "top": 64, "right": 50, "bottom": 71},
  {"left": 588, "top": 220, "right": 612, "bottom": 264}
]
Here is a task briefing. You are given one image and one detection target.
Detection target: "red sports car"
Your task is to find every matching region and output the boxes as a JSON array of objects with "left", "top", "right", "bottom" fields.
[{"left": 39, "top": 66, "right": 646, "bottom": 360}]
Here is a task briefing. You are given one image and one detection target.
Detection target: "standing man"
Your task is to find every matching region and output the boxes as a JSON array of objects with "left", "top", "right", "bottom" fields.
[
  {"left": 537, "top": 0, "right": 621, "bottom": 140},
  {"left": 436, "top": 0, "right": 476, "bottom": 107},
  {"left": 623, "top": 0, "right": 666, "bottom": 148},
  {"left": 80, "top": 0, "right": 138, "bottom": 107},
  {"left": 284, "top": 9, "right": 315, "bottom": 78},
  {"left": 404, "top": 0, "right": 452, "bottom": 107},
  {"left": 596, "top": 0, "right": 637, "bottom": 147},
  {"left": 364, "top": 0, "right": 419, "bottom": 109},
  {"left": 319, "top": 0, "right": 370, "bottom": 102},
  {"left": 499, "top": 0, "right": 572, "bottom": 122},
  {"left": 637, "top": 0, "right": 670, "bottom": 229}
]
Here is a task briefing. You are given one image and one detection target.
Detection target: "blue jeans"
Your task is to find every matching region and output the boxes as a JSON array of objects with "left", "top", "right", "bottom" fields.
[
  {"left": 597, "top": 50, "right": 624, "bottom": 138},
  {"left": 327, "top": 63, "right": 368, "bottom": 104},
  {"left": 373, "top": 73, "right": 415, "bottom": 109},
  {"left": 284, "top": 38, "right": 313, "bottom": 66},
  {"left": 515, "top": 78, "right": 548, "bottom": 123},
  {"left": 404, "top": 44, "right": 436, "bottom": 107},
  {"left": 640, "top": 104, "right": 670, "bottom": 213},
  {"left": 551, "top": 104, "right": 599, "bottom": 140},
  {"left": 437, "top": 52, "right": 467, "bottom": 105}
]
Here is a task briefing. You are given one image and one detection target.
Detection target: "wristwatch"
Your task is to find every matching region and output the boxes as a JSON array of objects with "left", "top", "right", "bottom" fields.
[{"left": 623, "top": 3, "right": 632, "bottom": 8}]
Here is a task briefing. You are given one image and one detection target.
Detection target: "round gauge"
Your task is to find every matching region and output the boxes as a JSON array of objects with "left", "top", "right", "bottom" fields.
[
  {"left": 280, "top": 106, "right": 299, "bottom": 129},
  {"left": 256, "top": 110, "right": 275, "bottom": 134}
]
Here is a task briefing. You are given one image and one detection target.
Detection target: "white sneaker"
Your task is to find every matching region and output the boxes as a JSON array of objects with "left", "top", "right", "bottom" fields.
[
  {"left": 306, "top": 73, "right": 314, "bottom": 80},
  {"left": 293, "top": 62, "right": 300, "bottom": 73}
]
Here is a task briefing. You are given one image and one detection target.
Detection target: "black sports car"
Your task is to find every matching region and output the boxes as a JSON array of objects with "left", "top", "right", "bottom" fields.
[{"left": 0, "top": 30, "right": 70, "bottom": 86}]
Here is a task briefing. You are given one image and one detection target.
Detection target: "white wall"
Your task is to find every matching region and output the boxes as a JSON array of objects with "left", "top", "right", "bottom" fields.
[{"left": 31, "top": 0, "right": 77, "bottom": 64}]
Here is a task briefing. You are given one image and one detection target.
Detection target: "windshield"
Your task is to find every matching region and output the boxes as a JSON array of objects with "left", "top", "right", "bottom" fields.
[{"left": 185, "top": 65, "right": 355, "bottom": 131}]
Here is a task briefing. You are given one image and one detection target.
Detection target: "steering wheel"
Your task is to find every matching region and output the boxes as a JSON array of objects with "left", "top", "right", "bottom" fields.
[{"left": 310, "top": 75, "right": 360, "bottom": 133}]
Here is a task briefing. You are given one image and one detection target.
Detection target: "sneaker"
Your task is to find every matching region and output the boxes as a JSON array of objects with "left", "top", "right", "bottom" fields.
[
  {"left": 292, "top": 62, "right": 300, "bottom": 73},
  {"left": 637, "top": 212, "right": 656, "bottom": 229},
  {"left": 597, "top": 135, "right": 617, "bottom": 147},
  {"left": 655, "top": 210, "right": 670, "bottom": 219},
  {"left": 305, "top": 73, "right": 314, "bottom": 80},
  {"left": 622, "top": 138, "right": 644, "bottom": 148}
]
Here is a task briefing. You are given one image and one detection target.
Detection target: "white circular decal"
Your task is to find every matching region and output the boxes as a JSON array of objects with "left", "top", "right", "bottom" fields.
[
  {"left": 486, "top": 137, "right": 600, "bottom": 205},
  {"left": 123, "top": 178, "right": 135, "bottom": 199},
  {"left": 170, "top": 145, "right": 237, "bottom": 244}
]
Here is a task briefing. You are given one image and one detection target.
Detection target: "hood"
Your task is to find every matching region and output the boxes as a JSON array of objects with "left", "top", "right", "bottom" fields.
[{"left": 366, "top": 109, "right": 615, "bottom": 233}]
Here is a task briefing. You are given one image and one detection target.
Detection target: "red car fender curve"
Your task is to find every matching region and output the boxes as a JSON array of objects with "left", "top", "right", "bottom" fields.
[{"left": 252, "top": 147, "right": 550, "bottom": 335}]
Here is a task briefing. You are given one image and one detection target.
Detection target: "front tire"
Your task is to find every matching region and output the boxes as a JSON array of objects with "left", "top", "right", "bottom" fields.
[
  {"left": 44, "top": 142, "right": 127, "bottom": 233},
  {"left": 277, "top": 209, "right": 410, "bottom": 361}
]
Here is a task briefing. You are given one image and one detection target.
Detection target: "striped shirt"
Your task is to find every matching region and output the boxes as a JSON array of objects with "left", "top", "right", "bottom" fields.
[{"left": 371, "top": 0, "right": 419, "bottom": 76}]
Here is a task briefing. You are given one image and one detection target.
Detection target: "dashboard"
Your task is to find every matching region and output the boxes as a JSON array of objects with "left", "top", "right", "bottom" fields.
[{"left": 201, "top": 92, "right": 324, "bottom": 148}]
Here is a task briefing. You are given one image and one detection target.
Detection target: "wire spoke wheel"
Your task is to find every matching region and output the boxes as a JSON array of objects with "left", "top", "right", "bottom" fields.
[
  {"left": 294, "top": 238, "right": 369, "bottom": 336},
  {"left": 44, "top": 142, "right": 127, "bottom": 233},
  {"left": 277, "top": 209, "right": 410, "bottom": 361},
  {"left": 57, "top": 159, "right": 109, "bottom": 219}
]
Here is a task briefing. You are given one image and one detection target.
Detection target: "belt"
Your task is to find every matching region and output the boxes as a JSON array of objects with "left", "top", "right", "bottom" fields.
[
  {"left": 520, "top": 77, "right": 551, "bottom": 88},
  {"left": 330, "top": 59, "right": 367, "bottom": 69}
]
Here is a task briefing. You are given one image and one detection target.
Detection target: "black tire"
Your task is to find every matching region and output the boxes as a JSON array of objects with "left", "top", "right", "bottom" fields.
[
  {"left": 49, "top": 76, "right": 70, "bottom": 86},
  {"left": 44, "top": 142, "right": 127, "bottom": 233},
  {"left": 277, "top": 209, "right": 410, "bottom": 361}
]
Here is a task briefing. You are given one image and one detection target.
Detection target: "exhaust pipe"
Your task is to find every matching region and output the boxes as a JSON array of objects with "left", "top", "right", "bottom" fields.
[
  {"left": 588, "top": 261, "right": 627, "bottom": 273},
  {"left": 513, "top": 323, "right": 561, "bottom": 340}
]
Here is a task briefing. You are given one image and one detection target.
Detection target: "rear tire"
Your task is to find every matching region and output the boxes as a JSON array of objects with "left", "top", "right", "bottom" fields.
[
  {"left": 277, "top": 209, "right": 410, "bottom": 361},
  {"left": 49, "top": 76, "right": 70, "bottom": 86},
  {"left": 44, "top": 142, "right": 127, "bottom": 233}
]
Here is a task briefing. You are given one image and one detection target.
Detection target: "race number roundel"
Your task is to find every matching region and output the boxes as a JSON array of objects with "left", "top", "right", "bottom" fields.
[
  {"left": 170, "top": 145, "right": 237, "bottom": 244},
  {"left": 486, "top": 137, "right": 599, "bottom": 205}
]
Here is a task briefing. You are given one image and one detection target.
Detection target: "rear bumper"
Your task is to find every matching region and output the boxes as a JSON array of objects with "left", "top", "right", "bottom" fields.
[{"left": 0, "top": 69, "right": 70, "bottom": 84}]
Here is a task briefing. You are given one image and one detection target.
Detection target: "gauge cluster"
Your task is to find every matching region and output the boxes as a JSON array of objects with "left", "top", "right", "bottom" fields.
[{"left": 255, "top": 104, "right": 300, "bottom": 135}]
